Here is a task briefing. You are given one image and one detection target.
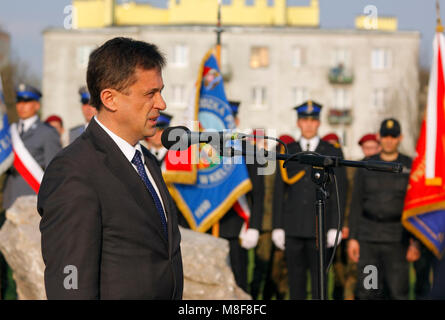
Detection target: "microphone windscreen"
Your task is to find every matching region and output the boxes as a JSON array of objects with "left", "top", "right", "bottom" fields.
[{"left": 161, "top": 126, "right": 190, "bottom": 150}]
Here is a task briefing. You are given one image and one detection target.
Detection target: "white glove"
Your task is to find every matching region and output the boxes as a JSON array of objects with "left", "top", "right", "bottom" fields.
[
  {"left": 327, "top": 229, "right": 342, "bottom": 248},
  {"left": 240, "top": 228, "right": 259, "bottom": 249},
  {"left": 272, "top": 229, "right": 285, "bottom": 250}
]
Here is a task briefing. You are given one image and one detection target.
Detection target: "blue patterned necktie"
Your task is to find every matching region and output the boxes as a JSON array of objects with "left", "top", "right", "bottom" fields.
[{"left": 131, "top": 150, "right": 168, "bottom": 239}]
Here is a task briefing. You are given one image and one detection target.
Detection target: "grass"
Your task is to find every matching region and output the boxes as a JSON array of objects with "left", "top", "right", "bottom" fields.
[{"left": 247, "top": 248, "right": 422, "bottom": 300}]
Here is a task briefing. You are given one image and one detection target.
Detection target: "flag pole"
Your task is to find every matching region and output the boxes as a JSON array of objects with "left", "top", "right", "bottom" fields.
[
  {"left": 215, "top": 0, "right": 223, "bottom": 67},
  {"left": 212, "top": 0, "right": 223, "bottom": 238},
  {"left": 437, "top": 0, "right": 444, "bottom": 32}
]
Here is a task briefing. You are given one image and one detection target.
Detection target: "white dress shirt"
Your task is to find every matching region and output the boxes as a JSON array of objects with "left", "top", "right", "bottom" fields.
[
  {"left": 18, "top": 115, "right": 39, "bottom": 134},
  {"left": 95, "top": 117, "right": 167, "bottom": 218},
  {"left": 299, "top": 136, "right": 320, "bottom": 152}
]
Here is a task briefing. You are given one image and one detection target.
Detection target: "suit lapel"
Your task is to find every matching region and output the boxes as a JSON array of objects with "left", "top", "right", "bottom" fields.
[{"left": 86, "top": 119, "right": 168, "bottom": 245}]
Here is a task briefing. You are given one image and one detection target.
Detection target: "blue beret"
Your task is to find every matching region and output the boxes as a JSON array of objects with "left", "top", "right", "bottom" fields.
[
  {"left": 16, "top": 83, "right": 42, "bottom": 102},
  {"left": 294, "top": 100, "right": 322, "bottom": 119}
]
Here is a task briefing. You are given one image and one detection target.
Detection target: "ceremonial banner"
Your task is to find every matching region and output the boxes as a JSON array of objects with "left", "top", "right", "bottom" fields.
[
  {"left": 402, "top": 31, "right": 445, "bottom": 258},
  {"left": 166, "top": 50, "right": 252, "bottom": 232},
  {"left": 0, "top": 103, "right": 13, "bottom": 175}
]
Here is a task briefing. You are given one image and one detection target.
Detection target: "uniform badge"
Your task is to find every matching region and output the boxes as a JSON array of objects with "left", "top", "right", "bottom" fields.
[
  {"left": 387, "top": 120, "right": 394, "bottom": 129},
  {"left": 307, "top": 100, "right": 313, "bottom": 114}
]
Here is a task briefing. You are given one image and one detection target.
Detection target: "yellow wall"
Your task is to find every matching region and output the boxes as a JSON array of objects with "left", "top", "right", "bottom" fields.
[
  {"left": 355, "top": 15, "right": 398, "bottom": 31},
  {"left": 73, "top": 0, "right": 319, "bottom": 28}
]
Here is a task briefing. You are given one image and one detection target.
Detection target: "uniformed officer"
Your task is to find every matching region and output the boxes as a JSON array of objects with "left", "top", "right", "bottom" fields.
[
  {"left": 145, "top": 112, "right": 173, "bottom": 168},
  {"left": 215, "top": 100, "right": 265, "bottom": 292},
  {"left": 3, "top": 84, "right": 62, "bottom": 210},
  {"left": 69, "top": 86, "right": 97, "bottom": 144},
  {"left": 272, "top": 100, "right": 348, "bottom": 300},
  {"left": 347, "top": 118, "right": 420, "bottom": 299}
]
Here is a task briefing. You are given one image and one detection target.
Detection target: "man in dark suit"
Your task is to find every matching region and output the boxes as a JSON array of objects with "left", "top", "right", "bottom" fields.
[
  {"left": 38, "top": 37, "right": 183, "bottom": 299},
  {"left": 272, "top": 100, "right": 347, "bottom": 299}
]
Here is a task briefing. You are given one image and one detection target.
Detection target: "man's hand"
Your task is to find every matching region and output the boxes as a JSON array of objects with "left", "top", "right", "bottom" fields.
[
  {"left": 240, "top": 228, "right": 259, "bottom": 250},
  {"left": 272, "top": 229, "right": 285, "bottom": 250},
  {"left": 347, "top": 239, "right": 360, "bottom": 263},
  {"left": 342, "top": 226, "right": 349, "bottom": 240},
  {"left": 406, "top": 239, "right": 421, "bottom": 262}
]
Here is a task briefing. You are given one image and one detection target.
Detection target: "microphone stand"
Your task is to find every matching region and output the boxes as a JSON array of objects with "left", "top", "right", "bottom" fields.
[{"left": 223, "top": 145, "right": 402, "bottom": 300}]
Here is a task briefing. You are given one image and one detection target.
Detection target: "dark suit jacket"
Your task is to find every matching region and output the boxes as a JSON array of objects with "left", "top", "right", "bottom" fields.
[
  {"left": 273, "top": 139, "right": 348, "bottom": 238},
  {"left": 37, "top": 118, "right": 183, "bottom": 299}
]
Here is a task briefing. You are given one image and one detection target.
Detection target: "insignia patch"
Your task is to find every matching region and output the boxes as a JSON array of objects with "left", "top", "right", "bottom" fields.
[{"left": 387, "top": 120, "right": 394, "bottom": 129}]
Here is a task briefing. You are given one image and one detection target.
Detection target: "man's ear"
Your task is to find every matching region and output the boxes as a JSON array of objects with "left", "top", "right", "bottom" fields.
[
  {"left": 376, "top": 133, "right": 381, "bottom": 141},
  {"left": 100, "top": 88, "right": 117, "bottom": 112},
  {"left": 398, "top": 134, "right": 403, "bottom": 143}
]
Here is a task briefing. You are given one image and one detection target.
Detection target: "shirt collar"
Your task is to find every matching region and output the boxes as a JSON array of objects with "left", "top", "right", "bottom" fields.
[
  {"left": 299, "top": 136, "right": 320, "bottom": 152},
  {"left": 94, "top": 116, "right": 144, "bottom": 164},
  {"left": 19, "top": 115, "right": 39, "bottom": 133}
]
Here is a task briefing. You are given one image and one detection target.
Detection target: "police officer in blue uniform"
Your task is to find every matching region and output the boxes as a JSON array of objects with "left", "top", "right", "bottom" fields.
[
  {"left": 69, "top": 86, "right": 97, "bottom": 144},
  {"left": 2, "top": 84, "right": 62, "bottom": 210},
  {"left": 272, "top": 100, "right": 348, "bottom": 299}
]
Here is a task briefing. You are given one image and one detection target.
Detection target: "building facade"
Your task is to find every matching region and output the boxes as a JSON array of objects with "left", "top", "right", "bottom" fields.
[{"left": 42, "top": 0, "right": 419, "bottom": 159}]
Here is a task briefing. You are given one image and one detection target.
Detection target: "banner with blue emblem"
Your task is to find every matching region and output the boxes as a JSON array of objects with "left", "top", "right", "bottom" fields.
[
  {"left": 167, "top": 50, "right": 252, "bottom": 232},
  {"left": 0, "top": 98, "right": 13, "bottom": 175}
]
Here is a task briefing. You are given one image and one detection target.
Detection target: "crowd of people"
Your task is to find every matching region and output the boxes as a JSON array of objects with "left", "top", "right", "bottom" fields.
[{"left": 0, "top": 38, "right": 438, "bottom": 300}]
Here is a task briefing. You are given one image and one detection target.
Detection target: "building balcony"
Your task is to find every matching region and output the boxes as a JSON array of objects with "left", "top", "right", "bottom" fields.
[
  {"left": 328, "top": 108, "right": 353, "bottom": 125},
  {"left": 328, "top": 65, "right": 353, "bottom": 84}
]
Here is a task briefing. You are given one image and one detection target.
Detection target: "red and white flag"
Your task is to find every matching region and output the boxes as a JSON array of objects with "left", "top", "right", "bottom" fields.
[{"left": 10, "top": 123, "right": 43, "bottom": 193}]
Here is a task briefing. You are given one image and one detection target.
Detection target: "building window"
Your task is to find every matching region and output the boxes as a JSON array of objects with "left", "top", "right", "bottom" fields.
[
  {"left": 292, "top": 87, "right": 308, "bottom": 105},
  {"left": 292, "top": 47, "right": 303, "bottom": 68},
  {"left": 222, "top": 0, "right": 232, "bottom": 4},
  {"left": 245, "top": 0, "right": 255, "bottom": 6},
  {"left": 250, "top": 47, "right": 269, "bottom": 69},
  {"left": 252, "top": 86, "right": 267, "bottom": 108},
  {"left": 267, "top": 0, "right": 274, "bottom": 6},
  {"left": 371, "top": 89, "right": 386, "bottom": 111},
  {"left": 170, "top": 84, "right": 187, "bottom": 108},
  {"left": 172, "top": 44, "right": 189, "bottom": 68},
  {"left": 371, "top": 48, "right": 392, "bottom": 70},
  {"left": 332, "top": 48, "right": 351, "bottom": 68},
  {"left": 333, "top": 88, "right": 351, "bottom": 109},
  {"left": 76, "top": 45, "right": 95, "bottom": 69}
]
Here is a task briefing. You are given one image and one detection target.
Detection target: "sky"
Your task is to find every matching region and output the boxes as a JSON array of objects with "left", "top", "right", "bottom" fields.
[{"left": 0, "top": 0, "right": 442, "bottom": 82}]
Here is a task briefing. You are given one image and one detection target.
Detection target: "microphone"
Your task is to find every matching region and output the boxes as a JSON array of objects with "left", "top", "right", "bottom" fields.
[{"left": 161, "top": 126, "right": 246, "bottom": 151}]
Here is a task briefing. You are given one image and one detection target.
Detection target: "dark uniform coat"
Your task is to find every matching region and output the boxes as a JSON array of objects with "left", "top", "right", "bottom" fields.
[
  {"left": 273, "top": 139, "right": 348, "bottom": 238},
  {"left": 349, "top": 153, "right": 412, "bottom": 243}
]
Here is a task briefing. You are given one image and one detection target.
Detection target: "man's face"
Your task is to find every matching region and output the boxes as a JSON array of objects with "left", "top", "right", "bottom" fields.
[
  {"left": 16, "top": 100, "right": 40, "bottom": 120},
  {"left": 379, "top": 135, "right": 402, "bottom": 154},
  {"left": 113, "top": 68, "right": 166, "bottom": 143},
  {"left": 297, "top": 118, "right": 320, "bottom": 139},
  {"left": 82, "top": 104, "right": 97, "bottom": 123},
  {"left": 361, "top": 140, "right": 381, "bottom": 157},
  {"left": 48, "top": 121, "right": 64, "bottom": 136}
]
